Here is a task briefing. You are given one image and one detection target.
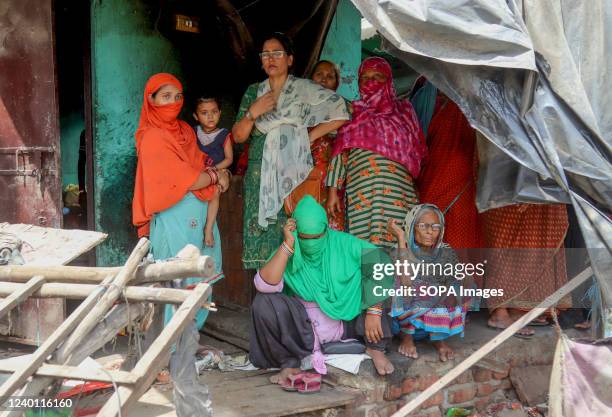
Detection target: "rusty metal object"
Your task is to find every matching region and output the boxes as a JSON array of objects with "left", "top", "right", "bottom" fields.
[{"left": 0, "top": 0, "right": 63, "bottom": 344}]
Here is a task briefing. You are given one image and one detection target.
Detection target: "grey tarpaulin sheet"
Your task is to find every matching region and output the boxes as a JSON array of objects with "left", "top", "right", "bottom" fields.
[{"left": 350, "top": 0, "right": 612, "bottom": 318}]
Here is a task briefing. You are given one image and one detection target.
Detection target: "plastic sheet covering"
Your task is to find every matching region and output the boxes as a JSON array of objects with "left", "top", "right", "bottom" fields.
[
  {"left": 170, "top": 322, "right": 213, "bottom": 417},
  {"left": 350, "top": 0, "right": 612, "bottom": 315}
]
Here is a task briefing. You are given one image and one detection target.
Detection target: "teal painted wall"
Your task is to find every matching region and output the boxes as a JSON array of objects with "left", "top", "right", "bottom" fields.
[
  {"left": 92, "top": 0, "right": 182, "bottom": 265},
  {"left": 59, "top": 112, "right": 84, "bottom": 187},
  {"left": 90, "top": 0, "right": 362, "bottom": 266},
  {"left": 320, "top": 0, "right": 362, "bottom": 101}
]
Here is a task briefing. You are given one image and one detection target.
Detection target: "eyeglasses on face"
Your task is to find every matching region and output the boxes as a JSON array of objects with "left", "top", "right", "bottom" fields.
[
  {"left": 260, "top": 50, "right": 287, "bottom": 60},
  {"left": 415, "top": 223, "right": 442, "bottom": 232}
]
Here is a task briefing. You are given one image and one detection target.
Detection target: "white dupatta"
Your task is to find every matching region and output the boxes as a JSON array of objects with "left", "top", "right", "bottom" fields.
[{"left": 255, "top": 75, "right": 349, "bottom": 227}]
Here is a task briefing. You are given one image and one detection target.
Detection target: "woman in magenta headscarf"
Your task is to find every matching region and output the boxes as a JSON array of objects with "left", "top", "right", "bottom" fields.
[{"left": 325, "top": 57, "right": 426, "bottom": 247}]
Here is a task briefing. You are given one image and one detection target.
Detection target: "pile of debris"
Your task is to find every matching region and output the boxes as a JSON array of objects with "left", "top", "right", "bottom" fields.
[{"left": 0, "top": 237, "right": 216, "bottom": 416}]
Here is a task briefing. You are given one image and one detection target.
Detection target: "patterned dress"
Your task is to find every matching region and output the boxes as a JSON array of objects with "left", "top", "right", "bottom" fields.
[
  {"left": 237, "top": 84, "right": 286, "bottom": 270},
  {"left": 482, "top": 203, "right": 571, "bottom": 310},
  {"left": 326, "top": 148, "right": 418, "bottom": 248}
]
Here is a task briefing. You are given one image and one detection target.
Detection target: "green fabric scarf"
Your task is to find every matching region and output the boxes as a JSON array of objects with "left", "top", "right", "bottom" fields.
[{"left": 277, "top": 195, "right": 393, "bottom": 321}]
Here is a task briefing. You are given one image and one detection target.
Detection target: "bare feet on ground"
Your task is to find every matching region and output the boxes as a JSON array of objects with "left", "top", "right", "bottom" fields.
[
  {"left": 269, "top": 367, "right": 300, "bottom": 384},
  {"left": 367, "top": 347, "right": 394, "bottom": 375},
  {"left": 432, "top": 340, "right": 454, "bottom": 362},
  {"left": 488, "top": 308, "right": 534, "bottom": 337},
  {"left": 204, "top": 226, "right": 214, "bottom": 247},
  {"left": 398, "top": 333, "right": 418, "bottom": 358}
]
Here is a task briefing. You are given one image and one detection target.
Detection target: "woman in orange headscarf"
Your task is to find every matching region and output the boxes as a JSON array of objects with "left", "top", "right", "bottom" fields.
[{"left": 132, "top": 73, "right": 230, "bottom": 329}]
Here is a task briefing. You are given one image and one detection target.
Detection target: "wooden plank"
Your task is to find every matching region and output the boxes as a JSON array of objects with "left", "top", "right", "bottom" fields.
[
  {"left": 211, "top": 383, "right": 358, "bottom": 417},
  {"left": 0, "top": 253, "right": 215, "bottom": 284},
  {"left": 57, "top": 238, "right": 150, "bottom": 363},
  {"left": 0, "top": 363, "right": 136, "bottom": 385},
  {"left": 0, "top": 282, "right": 194, "bottom": 304},
  {"left": 96, "top": 282, "right": 212, "bottom": 417},
  {"left": 0, "top": 276, "right": 44, "bottom": 319},
  {"left": 0, "top": 223, "right": 106, "bottom": 344},
  {"left": 202, "top": 328, "right": 250, "bottom": 351},
  {"left": 392, "top": 266, "right": 593, "bottom": 417},
  {"left": 0, "top": 223, "right": 106, "bottom": 266},
  {"left": 0, "top": 275, "right": 113, "bottom": 406}
]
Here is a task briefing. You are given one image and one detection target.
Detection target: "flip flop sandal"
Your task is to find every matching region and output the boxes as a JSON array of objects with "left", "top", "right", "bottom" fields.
[
  {"left": 280, "top": 372, "right": 312, "bottom": 392},
  {"left": 487, "top": 324, "right": 535, "bottom": 339},
  {"left": 281, "top": 378, "right": 302, "bottom": 392},
  {"left": 297, "top": 374, "right": 321, "bottom": 394}
]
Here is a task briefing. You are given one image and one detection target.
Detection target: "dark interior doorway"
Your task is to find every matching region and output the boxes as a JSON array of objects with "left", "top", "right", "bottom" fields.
[{"left": 55, "top": 0, "right": 93, "bottom": 236}]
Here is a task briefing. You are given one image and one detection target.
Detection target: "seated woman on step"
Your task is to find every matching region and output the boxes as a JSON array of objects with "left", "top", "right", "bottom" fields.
[
  {"left": 249, "top": 195, "right": 396, "bottom": 385},
  {"left": 387, "top": 204, "right": 473, "bottom": 362}
]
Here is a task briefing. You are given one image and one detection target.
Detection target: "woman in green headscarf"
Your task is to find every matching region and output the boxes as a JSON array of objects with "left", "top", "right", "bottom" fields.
[{"left": 249, "top": 196, "right": 395, "bottom": 384}]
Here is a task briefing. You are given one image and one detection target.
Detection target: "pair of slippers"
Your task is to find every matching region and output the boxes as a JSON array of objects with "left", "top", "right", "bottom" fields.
[{"left": 281, "top": 372, "right": 321, "bottom": 394}]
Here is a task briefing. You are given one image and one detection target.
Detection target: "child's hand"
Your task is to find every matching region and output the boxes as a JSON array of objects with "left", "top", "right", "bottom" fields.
[
  {"left": 217, "top": 170, "right": 230, "bottom": 192},
  {"left": 250, "top": 92, "right": 276, "bottom": 118}
]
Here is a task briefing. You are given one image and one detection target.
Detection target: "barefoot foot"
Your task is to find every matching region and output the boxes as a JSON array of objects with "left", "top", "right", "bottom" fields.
[
  {"left": 366, "top": 348, "right": 394, "bottom": 375},
  {"left": 269, "top": 367, "right": 300, "bottom": 385},
  {"left": 488, "top": 317, "right": 535, "bottom": 337},
  {"left": 432, "top": 340, "right": 455, "bottom": 362},
  {"left": 398, "top": 333, "right": 418, "bottom": 358}
]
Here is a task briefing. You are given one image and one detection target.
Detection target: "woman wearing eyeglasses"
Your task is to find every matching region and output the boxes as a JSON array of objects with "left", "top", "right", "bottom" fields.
[
  {"left": 232, "top": 33, "right": 349, "bottom": 270},
  {"left": 387, "top": 204, "right": 473, "bottom": 362}
]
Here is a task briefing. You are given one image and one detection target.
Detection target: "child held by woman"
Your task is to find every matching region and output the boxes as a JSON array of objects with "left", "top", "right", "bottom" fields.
[{"left": 193, "top": 96, "right": 233, "bottom": 246}]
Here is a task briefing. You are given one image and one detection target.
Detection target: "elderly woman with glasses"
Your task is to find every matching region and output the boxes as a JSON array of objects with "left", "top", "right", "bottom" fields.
[
  {"left": 387, "top": 204, "right": 474, "bottom": 362},
  {"left": 233, "top": 33, "right": 349, "bottom": 270}
]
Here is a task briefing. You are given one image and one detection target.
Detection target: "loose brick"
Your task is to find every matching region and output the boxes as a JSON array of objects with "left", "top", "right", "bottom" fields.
[
  {"left": 448, "top": 384, "right": 477, "bottom": 404},
  {"left": 473, "top": 367, "right": 492, "bottom": 382},
  {"left": 402, "top": 377, "right": 419, "bottom": 394},
  {"left": 477, "top": 382, "right": 498, "bottom": 397},
  {"left": 418, "top": 374, "right": 439, "bottom": 391},
  {"left": 412, "top": 406, "right": 443, "bottom": 417},
  {"left": 492, "top": 367, "right": 510, "bottom": 380},
  {"left": 421, "top": 392, "right": 444, "bottom": 409},
  {"left": 453, "top": 371, "right": 474, "bottom": 385},
  {"left": 384, "top": 383, "right": 402, "bottom": 401},
  {"left": 474, "top": 395, "right": 491, "bottom": 411},
  {"left": 368, "top": 403, "right": 398, "bottom": 417}
]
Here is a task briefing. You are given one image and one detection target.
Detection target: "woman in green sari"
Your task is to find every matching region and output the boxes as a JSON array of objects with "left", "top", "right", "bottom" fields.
[{"left": 232, "top": 33, "right": 349, "bottom": 269}]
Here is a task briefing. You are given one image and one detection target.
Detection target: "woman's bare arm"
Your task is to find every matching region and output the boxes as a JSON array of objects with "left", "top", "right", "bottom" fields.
[
  {"left": 308, "top": 119, "right": 347, "bottom": 142},
  {"left": 259, "top": 218, "right": 296, "bottom": 285},
  {"left": 188, "top": 171, "right": 212, "bottom": 190}
]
